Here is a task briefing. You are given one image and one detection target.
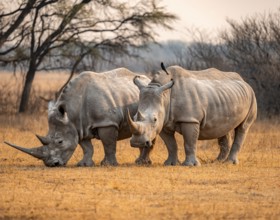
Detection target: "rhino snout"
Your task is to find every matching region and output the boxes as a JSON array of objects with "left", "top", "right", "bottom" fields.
[
  {"left": 44, "top": 158, "right": 65, "bottom": 167},
  {"left": 130, "top": 138, "right": 153, "bottom": 148},
  {"left": 145, "top": 140, "right": 153, "bottom": 148}
]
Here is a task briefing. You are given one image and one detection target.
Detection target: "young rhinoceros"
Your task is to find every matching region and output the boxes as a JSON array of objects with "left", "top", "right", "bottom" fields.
[
  {"left": 5, "top": 68, "right": 151, "bottom": 167},
  {"left": 128, "top": 63, "right": 257, "bottom": 166}
]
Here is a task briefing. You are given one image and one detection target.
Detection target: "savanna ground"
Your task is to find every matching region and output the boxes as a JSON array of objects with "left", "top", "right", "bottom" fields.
[{"left": 0, "top": 72, "right": 279, "bottom": 219}]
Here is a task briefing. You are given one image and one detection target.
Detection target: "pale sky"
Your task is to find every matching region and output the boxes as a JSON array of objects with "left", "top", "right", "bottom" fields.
[{"left": 158, "top": 0, "right": 280, "bottom": 41}]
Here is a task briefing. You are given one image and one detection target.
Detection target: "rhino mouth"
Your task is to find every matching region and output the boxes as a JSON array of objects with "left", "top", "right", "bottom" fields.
[
  {"left": 44, "top": 159, "right": 65, "bottom": 167},
  {"left": 130, "top": 139, "right": 155, "bottom": 148}
]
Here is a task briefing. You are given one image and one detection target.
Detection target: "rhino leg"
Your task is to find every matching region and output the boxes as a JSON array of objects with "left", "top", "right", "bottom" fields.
[
  {"left": 99, "top": 126, "right": 118, "bottom": 166},
  {"left": 77, "top": 139, "right": 94, "bottom": 167},
  {"left": 216, "top": 134, "right": 231, "bottom": 162},
  {"left": 181, "top": 123, "right": 201, "bottom": 166},
  {"left": 226, "top": 126, "right": 248, "bottom": 164},
  {"left": 160, "top": 130, "right": 179, "bottom": 166},
  {"left": 135, "top": 147, "right": 153, "bottom": 165}
]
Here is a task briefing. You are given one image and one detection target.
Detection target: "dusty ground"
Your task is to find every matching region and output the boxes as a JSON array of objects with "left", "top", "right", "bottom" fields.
[{"left": 0, "top": 73, "right": 279, "bottom": 219}]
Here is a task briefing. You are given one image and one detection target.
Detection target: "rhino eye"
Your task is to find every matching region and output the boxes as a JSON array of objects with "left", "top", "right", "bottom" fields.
[
  {"left": 154, "top": 117, "right": 157, "bottom": 122},
  {"left": 58, "top": 140, "right": 63, "bottom": 144}
]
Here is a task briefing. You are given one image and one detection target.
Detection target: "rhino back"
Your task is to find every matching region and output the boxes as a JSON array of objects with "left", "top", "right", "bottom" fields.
[
  {"left": 57, "top": 68, "right": 149, "bottom": 139},
  {"left": 166, "top": 66, "right": 256, "bottom": 138}
]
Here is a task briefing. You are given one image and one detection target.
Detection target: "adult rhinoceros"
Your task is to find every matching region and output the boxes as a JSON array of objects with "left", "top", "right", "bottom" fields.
[
  {"left": 128, "top": 64, "right": 257, "bottom": 166},
  {"left": 5, "top": 68, "right": 151, "bottom": 167}
]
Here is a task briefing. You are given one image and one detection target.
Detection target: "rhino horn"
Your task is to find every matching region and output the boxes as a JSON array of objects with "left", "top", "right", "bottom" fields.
[
  {"left": 35, "top": 134, "right": 51, "bottom": 145},
  {"left": 4, "top": 141, "right": 47, "bottom": 160},
  {"left": 137, "top": 110, "right": 145, "bottom": 121},
  {"left": 127, "top": 109, "right": 141, "bottom": 135}
]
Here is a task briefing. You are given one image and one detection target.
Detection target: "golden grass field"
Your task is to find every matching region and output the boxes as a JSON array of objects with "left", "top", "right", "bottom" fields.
[{"left": 0, "top": 73, "right": 279, "bottom": 219}]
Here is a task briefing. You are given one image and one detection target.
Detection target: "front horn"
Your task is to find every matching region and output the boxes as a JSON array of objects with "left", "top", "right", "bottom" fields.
[
  {"left": 127, "top": 109, "right": 142, "bottom": 135},
  {"left": 4, "top": 141, "right": 48, "bottom": 160}
]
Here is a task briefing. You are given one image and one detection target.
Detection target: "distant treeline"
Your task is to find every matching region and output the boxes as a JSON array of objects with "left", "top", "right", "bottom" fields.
[
  {"left": 38, "top": 13, "right": 280, "bottom": 117},
  {"left": 100, "top": 11, "right": 280, "bottom": 118},
  {"left": 1, "top": 6, "right": 280, "bottom": 117}
]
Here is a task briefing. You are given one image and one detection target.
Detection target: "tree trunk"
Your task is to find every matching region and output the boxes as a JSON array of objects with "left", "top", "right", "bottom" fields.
[{"left": 18, "top": 64, "right": 36, "bottom": 113}]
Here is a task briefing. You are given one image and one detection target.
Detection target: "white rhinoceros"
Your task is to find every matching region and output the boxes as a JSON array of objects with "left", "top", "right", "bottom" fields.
[
  {"left": 5, "top": 68, "right": 151, "bottom": 166},
  {"left": 128, "top": 64, "right": 257, "bottom": 165}
]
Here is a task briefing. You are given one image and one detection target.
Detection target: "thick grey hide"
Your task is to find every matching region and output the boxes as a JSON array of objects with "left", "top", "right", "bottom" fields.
[{"left": 130, "top": 66, "right": 257, "bottom": 166}]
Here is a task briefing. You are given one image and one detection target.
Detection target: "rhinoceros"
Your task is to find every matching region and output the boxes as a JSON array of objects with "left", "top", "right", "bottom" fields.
[
  {"left": 5, "top": 68, "right": 152, "bottom": 167},
  {"left": 127, "top": 63, "right": 257, "bottom": 166}
]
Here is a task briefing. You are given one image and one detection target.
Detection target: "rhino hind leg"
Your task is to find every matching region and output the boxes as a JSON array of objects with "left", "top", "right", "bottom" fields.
[
  {"left": 226, "top": 100, "right": 257, "bottom": 164},
  {"left": 159, "top": 130, "right": 179, "bottom": 166},
  {"left": 226, "top": 126, "right": 248, "bottom": 165},
  {"left": 98, "top": 126, "right": 118, "bottom": 166},
  {"left": 181, "top": 123, "right": 201, "bottom": 166},
  {"left": 135, "top": 147, "right": 153, "bottom": 165},
  {"left": 216, "top": 133, "right": 231, "bottom": 162},
  {"left": 77, "top": 139, "right": 94, "bottom": 167}
]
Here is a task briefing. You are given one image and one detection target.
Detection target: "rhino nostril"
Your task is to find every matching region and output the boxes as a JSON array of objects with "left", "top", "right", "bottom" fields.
[{"left": 54, "top": 161, "right": 60, "bottom": 166}]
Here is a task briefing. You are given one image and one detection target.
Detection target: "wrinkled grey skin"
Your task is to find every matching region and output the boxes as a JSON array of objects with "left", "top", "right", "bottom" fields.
[
  {"left": 128, "top": 65, "right": 257, "bottom": 166},
  {"left": 5, "top": 68, "right": 152, "bottom": 167}
]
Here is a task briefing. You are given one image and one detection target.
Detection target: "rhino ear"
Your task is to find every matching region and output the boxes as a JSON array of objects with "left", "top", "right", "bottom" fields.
[
  {"left": 48, "top": 104, "right": 69, "bottom": 124},
  {"left": 58, "top": 105, "right": 69, "bottom": 124},
  {"left": 158, "top": 79, "right": 174, "bottom": 93},
  {"left": 133, "top": 76, "right": 147, "bottom": 90},
  {"left": 161, "top": 62, "right": 169, "bottom": 75}
]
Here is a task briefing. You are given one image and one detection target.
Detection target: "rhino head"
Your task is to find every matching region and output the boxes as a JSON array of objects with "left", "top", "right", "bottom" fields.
[
  {"left": 128, "top": 63, "right": 174, "bottom": 148},
  {"left": 4, "top": 102, "right": 78, "bottom": 167}
]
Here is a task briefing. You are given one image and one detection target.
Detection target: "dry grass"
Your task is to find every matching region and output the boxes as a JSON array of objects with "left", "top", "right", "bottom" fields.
[
  {"left": 0, "top": 72, "right": 279, "bottom": 219},
  {"left": 0, "top": 71, "right": 70, "bottom": 114}
]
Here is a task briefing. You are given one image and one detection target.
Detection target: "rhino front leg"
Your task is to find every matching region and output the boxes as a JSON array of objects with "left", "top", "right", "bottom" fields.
[
  {"left": 160, "top": 130, "right": 179, "bottom": 166},
  {"left": 135, "top": 147, "right": 153, "bottom": 165},
  {"left": 98, "top": 126, "right": 118, "bottom": 166},
  {"left": 181, "top": 123, "right": 201, "bottom": 166},
  {"left": 77, "top": 139, "right": 94, "bottom": 167}
]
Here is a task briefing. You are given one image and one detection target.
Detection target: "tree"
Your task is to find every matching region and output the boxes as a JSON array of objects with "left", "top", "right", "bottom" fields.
[
  {"left": 220, "top": 10, "right": 280, "bottom": 115},
  {"left": 0, "top": 0, "right": 177, "bottom": 112},
  {"left": 0, "top": 0, "right": 37, "bottom": 48},
  {"left": 146, "top": 10, "right": 280, "bottom": 116}
]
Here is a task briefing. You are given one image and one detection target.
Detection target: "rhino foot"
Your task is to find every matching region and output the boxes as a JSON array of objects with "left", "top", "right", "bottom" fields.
[
  {"left": 101, "top": 158, "right": 118, "bottom": 166},
  {"left": 213, "top": 156, "right": 226, "bottom": 163},
  {"left": 77, "top": 159, "right": 94, "bottom": 167},
  {"left": 135, "top": 157, "right": 152, "bottom": 165},
  {"left": 216, "top": 154, "right": 228, "bottom": 162},
  {"left": 182, "top": 158, "right": 201, "bottom": 166},
  {"left": 225, "top": 158, "right": 239, "bottom": 165},
  {"left": 164, "top": 158, "right": 179, "bottom": 166}
]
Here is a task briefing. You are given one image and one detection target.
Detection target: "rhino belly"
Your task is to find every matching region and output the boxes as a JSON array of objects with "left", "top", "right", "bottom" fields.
[{"left": 198, "top": 111, "right": 247, "bottom": 140}]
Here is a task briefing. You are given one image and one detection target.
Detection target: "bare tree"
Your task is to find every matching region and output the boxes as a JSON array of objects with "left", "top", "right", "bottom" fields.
[
  {"left": 148, "top": 11, "right": 280, "bottom": 116},
  {"left": 0, "top": 0, "right": 37, "bottom": 48},
  {"left": 0, "top": 0, "right": 177, "bottom": 113},
  {"left": 220, "top": 10, "right": 280, "bottom": 116}
]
